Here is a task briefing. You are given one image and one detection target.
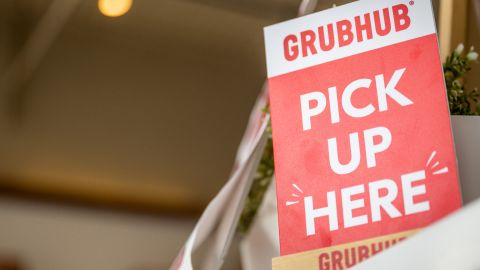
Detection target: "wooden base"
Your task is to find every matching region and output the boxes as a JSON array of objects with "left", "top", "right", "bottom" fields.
[{"left": 272, "top": 229, "right": 419, "bottom": 270}]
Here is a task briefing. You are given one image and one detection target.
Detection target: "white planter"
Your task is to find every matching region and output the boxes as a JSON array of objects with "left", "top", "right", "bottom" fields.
[
  {"left": 451, "top": 115, "right": 480, "bottom": 204},
  {"left": 240, "top": 115, "right": 480, "bottom": 269}
]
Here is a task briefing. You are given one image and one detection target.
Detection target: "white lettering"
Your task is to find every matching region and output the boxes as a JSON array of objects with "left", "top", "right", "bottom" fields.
[
  {"left": 301, "top": 92, "right": 326, "bottom": 131},
  {"left": 342, "top": 185, "right": 368, "bottom": 228},
  {"left": 304, "top": 193, "right": 338, "bottom": 236},
  {"left": 402, "top": 170, "right": 430, "bottom": 215},
  {"left": 369, "top": 179, "right": 402, "bottom": 222}
]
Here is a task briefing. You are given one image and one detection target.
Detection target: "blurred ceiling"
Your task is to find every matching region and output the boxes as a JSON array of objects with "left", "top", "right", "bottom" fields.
[{"left": 0, "top": 0, "right": 354, "bottom": 215}]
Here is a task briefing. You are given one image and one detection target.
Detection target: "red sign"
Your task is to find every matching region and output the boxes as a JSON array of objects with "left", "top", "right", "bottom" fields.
[{"left": 264, "top": 0, "right": 462, "bottom": 256}]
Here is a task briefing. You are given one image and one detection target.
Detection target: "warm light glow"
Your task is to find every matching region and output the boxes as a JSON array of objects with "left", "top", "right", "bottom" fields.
[{"left": 98, "top": 0, "right": 133, "bottom": 17}]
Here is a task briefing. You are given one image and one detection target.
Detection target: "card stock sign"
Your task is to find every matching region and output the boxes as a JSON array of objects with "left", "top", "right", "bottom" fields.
[{"left": 264, "top": 0, "right": 462, "bottom": 268}]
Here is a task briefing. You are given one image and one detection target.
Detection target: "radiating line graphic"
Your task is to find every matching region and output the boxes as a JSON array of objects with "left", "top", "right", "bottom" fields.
[
  {"left": 286, "top": 201, "right": 300, "bottom": 206},
  {"left": 286, "top": 183, "right": 304, "bottom": 206},
  {"left": 426, "top": 151, "right": 449, "bottom": 177},
  {"left": 292, "top": 183, "right": 304, "bottom": 194},
  {"left": 433, "top": 167, "right": 449, "bottom": 175},
  {"left": 426, "top": 151, "right": 437, "bottom": 167}
]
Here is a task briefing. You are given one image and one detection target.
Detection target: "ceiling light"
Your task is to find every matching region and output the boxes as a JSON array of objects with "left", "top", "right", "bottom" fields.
[{"left": 98, "top": 0, "right": 133, "bottom": 17}]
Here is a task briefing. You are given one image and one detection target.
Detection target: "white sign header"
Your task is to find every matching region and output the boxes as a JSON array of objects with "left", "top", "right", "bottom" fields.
[{"left": 264, "top": 0, "right": 436, "bottom": 78}]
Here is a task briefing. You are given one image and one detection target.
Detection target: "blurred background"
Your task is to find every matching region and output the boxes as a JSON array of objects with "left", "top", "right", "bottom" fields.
[{"left": 0, "top": 0, "right": 478, "bottom": 269}]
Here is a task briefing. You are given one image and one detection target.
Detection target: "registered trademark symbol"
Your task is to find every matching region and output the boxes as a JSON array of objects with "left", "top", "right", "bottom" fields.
[{"left": 409, "top": 0, "right": 415, "bottom": 5}]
